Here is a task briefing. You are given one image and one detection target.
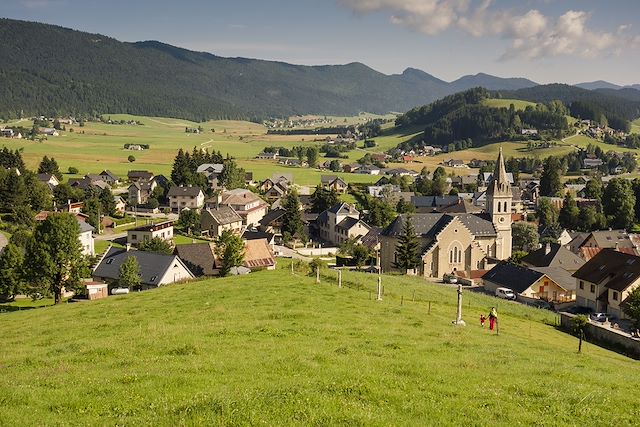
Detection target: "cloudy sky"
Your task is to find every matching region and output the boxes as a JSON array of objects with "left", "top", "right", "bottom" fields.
[{"left": 2, "top": 0, "right": 640, "bottom": 84}]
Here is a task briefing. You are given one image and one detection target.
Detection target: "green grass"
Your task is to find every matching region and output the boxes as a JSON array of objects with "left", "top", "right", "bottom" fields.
[
  {"left": 172, "top": 233, "right": 209, "bottom": 245},
  {"left": 482, "top": 98, "right": 537, "bottom": 111},
  {"left": 1, "top": 266, "right": 639, "bottom": 425},
  {"left": 632, "top": 118, "right": 640, "bottom": 135},
  {"left": 0, "top": 296, "right": 59, "bottom": 312}
]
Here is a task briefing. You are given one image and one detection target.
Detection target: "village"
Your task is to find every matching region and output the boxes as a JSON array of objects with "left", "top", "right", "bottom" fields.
[{"left": 1, "top": 132, "right": 639, "bottom": 357}]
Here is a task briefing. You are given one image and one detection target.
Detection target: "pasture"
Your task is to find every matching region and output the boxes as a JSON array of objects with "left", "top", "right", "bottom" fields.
[
  {"left": 1, "top": 266, "right": 639, "bottom": 425},
  {"left": 482, "top": 98, "right": 537, "bottom": 110}
]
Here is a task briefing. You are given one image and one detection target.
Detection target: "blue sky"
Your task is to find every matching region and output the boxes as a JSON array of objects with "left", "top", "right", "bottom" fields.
[{"left": 2, "top": 0, "right": 640, "bottom": 84}]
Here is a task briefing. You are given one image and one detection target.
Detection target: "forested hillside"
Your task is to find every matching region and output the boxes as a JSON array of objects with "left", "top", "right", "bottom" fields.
[
  {"left": 499, "top": 84, "right": 640, "bottom": 131},
  {"left": 0, "top": 19, "right": 537, "bottom": 121},
  {"left": 395, "top": 88, "right": 569, "bottom": 150}
]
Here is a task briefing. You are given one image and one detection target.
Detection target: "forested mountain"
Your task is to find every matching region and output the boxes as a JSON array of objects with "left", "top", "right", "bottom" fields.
[
  {"left": 498, "top": 84, "right": 640, "bottom": 131},
  {"left": 395, "top": 88, "right": 569, "bottom": 150},
  {"left": 0, "top": 19, "right": 538, "bottom": 121}
]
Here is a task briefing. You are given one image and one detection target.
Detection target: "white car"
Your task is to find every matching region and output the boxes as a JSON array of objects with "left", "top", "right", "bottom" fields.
[{"left": 495, "top": 287, "right": 516, "bottom": 300}]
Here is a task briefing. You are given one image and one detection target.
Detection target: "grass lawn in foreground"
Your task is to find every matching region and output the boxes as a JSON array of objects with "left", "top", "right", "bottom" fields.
[{"left": 1, "top": 265, "right": 639, "bottom": 425}]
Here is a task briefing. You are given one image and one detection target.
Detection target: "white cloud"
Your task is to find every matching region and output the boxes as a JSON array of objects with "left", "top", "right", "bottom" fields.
[{"left": 339, "top": 0, "right": 637, "bottom": 60}]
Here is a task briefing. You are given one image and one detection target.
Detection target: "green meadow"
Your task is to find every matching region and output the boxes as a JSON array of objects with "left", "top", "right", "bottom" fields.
[
  {"left": 1, "top": 265, "right": 639, "bottom": 425},
  {"left": 482, "top": 98, "right": 537, "bottom": 111}
]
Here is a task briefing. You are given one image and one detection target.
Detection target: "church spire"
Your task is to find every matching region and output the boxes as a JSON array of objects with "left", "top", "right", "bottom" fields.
[{"left": 487, "top": 146, "right": 510, "bottom": 196}]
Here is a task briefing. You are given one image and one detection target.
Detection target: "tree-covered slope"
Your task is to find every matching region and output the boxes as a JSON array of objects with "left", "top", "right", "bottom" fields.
[{"left": 0, "top": 19, "right": 537, "bottom": 121}]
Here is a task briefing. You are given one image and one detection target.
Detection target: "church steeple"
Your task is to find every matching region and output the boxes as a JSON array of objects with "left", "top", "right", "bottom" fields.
[
  {"left": 486, "top": 146, "right": 512, "bottom": 260},
  {"left": 487, "top": 146, "right": 511, "bottom": 197}
]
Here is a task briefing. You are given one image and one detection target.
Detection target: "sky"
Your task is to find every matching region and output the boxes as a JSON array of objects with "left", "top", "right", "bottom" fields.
[{"left": 2, "top": 0, "right": 640, "bottom": 85}]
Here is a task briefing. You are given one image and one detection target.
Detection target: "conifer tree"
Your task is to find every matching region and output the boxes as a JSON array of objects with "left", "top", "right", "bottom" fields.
[{"left": 394, "top": 215, "right": 420, "bottom": 272}]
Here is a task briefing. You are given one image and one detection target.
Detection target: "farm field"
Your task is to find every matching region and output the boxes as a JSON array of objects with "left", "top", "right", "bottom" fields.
[
  {"left": 1, "top": 265, "right": 639, "bottom": 425},
  {"left": 0, "top": 114, "right": 412, "bottom": 185}
]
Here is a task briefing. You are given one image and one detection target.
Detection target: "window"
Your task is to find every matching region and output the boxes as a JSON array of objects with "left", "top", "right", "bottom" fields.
[
  {"left": 590, "top": 284, "right": 595, "bottom": 293},
  {"left": 151, "top": 275, "right": 158, "bottom": 282},
  {"left": 449, "top": 245, "right": 462, "bottom": 264},
  {"left": 131, "top": 234, "right": 137, "bottom": 240},
  {"left": 613, "top": 291, "right": 619, "bottom": 301},
  {"left": 106, "top": 259, "right": 113, "bottom": 265},
  {"left": 579, "top": 281, "right": 584, "bottom": 290},
  {"left": 497, "top": 203, "right": 501, "bottom": 213}
]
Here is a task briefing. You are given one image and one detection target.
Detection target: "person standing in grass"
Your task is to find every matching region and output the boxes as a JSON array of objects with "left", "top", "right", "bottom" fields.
[
  {"left": 488, "top": 307, "right": 498, "bottom": 331},
  {"left": 480, "top": 314, "right": 486, "bottom": 328}
]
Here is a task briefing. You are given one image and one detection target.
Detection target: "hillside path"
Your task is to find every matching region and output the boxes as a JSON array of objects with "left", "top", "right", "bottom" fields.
[{"left": 0, "top": 232, "right": 7, "bottom": 252}]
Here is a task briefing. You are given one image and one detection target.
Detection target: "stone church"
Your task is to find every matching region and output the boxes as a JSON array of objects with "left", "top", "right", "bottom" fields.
[{"left": 380, "top": 148, "right": 513, "bottom": 278}]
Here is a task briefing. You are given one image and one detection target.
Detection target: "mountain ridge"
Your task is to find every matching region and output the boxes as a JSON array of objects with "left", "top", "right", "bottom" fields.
[{"left": 0, "top": 18, "right": 538, "bottom": 121}]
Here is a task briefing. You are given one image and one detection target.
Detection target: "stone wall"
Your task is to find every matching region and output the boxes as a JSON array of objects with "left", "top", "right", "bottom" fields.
[{"left": 560, "top": 312, "right": 640, "bottom": 359}]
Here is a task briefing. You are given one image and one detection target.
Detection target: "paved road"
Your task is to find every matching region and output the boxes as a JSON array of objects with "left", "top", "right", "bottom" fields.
[{"left": 274, "top": 245, "right": 312, "bottom": 261}]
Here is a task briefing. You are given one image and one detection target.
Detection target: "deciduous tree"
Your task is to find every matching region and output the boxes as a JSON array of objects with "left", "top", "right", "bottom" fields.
[
  {"left": 215, "top": 230, "right": 245, "bottom": 277},
  {"left": 24, "top": 213, "right": 88, "bottom": 304},
  {"left": 118, "top": 256, "right": 141, "bottom": 290}
]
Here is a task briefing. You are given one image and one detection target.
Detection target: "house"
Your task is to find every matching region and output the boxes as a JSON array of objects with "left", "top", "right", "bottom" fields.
[
  {"left": 174, "top": 243, "right": 219, "bottom": 277},
  {"left": 258, "top": 208, "right": 287, "bottom": 238},
  {"left": 78, "top": 220, "right": 95, "bottom": 256},
  {"left": 583, "top": 158, "right": 603, "bottom": 168},
  {"left": 521, "top": 243, "right": 585, "bottom": 272},
  {"left": 127, "top": 170, "right": 154, "bottom": 182},
  {"left": 68, "top": 176, "right": 109, "bottom": 192},
  {"left": 35, "top": 212, "right": 93, "bottom": 256},
  {"left": 256, "top": 152, "right": 279, "bottom": 160},
  {"left": 200, "top": 206, "right": 244, "bottom": 237},
  {"left": 380, "top": 149, "right": 513, "bottom": 277},
  {"left": 36, "top": 173, "right": 59, "bottom": 190},
  {"left": 39, "top": 128, "right": 59, "bottom": 136},
  {"left": 196, "top": 163, "right": 224, "bottom": 188},
  {"left": 242, "top": 230, "right": 276, "bottom": 248},
  {"left": 368, "top": 185, "right": 400, "bottom": 198},
  {"left": 483, "top": 262, "right": 574, "bottom": 303},
  {"left": 278, "top": 158, "right": 306, "bottom": 167},
  {"left": 167, "top": 185, "right": 205, "bottom": 212},
  {"left": 452, "top": 174, "right": 478, "bottom": 189},
  {"left": 113, "top": 196, "right": 126, "bottom": 214},
  {"left": 243, "top": 238, "right": 276, "bottom": 271},
  {"left": 99, "top": 170, "right": 119, "bottom": 185},
  {"left": 521, "top": 129, "right": 539, "bottom": 135},
  {"left": 317, "top": 203, "right": 370, "bottom": 246},
  {"left": 128, "top": 180, "right": 157, "bottom": 206},
  {"left": 93, "top": 247, "right": 194, "bottom": 289},
  {"left": 320, "top": 175, "right": 348, "bottom": 193},
  {"left": 573, "top": 249, "right": 640, "bottom": 318},
  {"left": 578, "top": 230, "right": 635, "bottom": 252},
  {"left": 263, "top": 181, "right": 289, "bottom": 202},
  {"left": 127, "top": 221, "right": 174, "bottom": 246},
  {"left": 355, "top": 165, "right": 381, "bottom": 175},
  {"left": 212, "top": 189, "right": 268, "bottom": 226},
  {"left": 342, "top": 164, "right": 360, "bottom": 173},
  {"left": 402, "top": 155, "right": 413, "bottom": 163},
  {"left": 384, "top": 168, "right": 418, "bottom": 178},
  {"left": 444, "top": 159, "right": 466, "bottom": 168}
]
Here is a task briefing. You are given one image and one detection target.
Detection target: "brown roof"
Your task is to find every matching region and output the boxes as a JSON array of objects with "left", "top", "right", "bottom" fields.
[
  {"left": 202, "top": 206, "right": 242, "bottom": 225},
  {"left": 220, "top": 189, "right": 266, "bottom": 207},
  {"left": 572, "top": 249, "right": 640, "bottom": 292},
  {"left": 243, "top": 239, "right": 275, "bottom": 269},
  {"left": 580, "top": 246, "right": 640, "bottom": 261},
  {"left": 522, "top": 243, "right": 585, "bottom": 271},
  {"left": 168, "top": 185, "right": 203, "bottom": 197},
  {"left": 174, "top": 243, "right": 218, "bottom": 277}
]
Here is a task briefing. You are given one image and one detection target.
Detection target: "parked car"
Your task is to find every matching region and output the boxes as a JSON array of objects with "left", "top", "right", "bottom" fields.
[
  {"left": 590, "top": 312, "right": 615, "bottom": 322},
  {"left": 443, "top": 273, "right": 458, "bottom": 284},
  {"left": 495, "top": 287, "right": 516, "bottom": 300},
  {"left": 565, "top": 306, "right": 592, "bottom": 315}
]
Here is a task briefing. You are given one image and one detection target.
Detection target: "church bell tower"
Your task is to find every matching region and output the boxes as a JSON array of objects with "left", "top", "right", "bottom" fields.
[{"left": 486, "top": 147, "right": 512, "bottom": 260}]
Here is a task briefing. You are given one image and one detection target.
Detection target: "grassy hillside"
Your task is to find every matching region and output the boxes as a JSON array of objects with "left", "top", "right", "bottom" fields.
[
  {"left": 482, "top": 98, "right": 536, "bottom": 110},
  {"left": 1, "top": 266, "right": 639, "bottom": 425},
  {"left": 632, "top": 118, "right": 640, "bottom": 134}
]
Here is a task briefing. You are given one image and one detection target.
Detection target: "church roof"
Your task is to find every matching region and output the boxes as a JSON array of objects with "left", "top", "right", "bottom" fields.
[{"left": 381, "top": 213, "right": 496, "bottom": 238}]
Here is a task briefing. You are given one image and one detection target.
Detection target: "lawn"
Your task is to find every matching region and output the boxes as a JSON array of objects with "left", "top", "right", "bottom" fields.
[{"left": 1, "top": 265, "right": 639, "bottom": 425}]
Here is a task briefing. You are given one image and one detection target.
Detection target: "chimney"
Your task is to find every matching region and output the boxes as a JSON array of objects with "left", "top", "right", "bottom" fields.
[{"left": 545, "top": 243, "right": 551, "bottom": 255}]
